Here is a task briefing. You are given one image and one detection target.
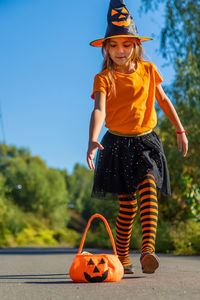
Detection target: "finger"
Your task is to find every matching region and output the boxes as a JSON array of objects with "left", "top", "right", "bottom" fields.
[
  {"left": 91, "top": 160, "right": 95, "bottom": 170},
  {"left": 183, "top": 143, "right": 188, "bottom": 157},
  {"left": 89, "top": 155, "right": 95, "bottom": 170},
  {"left": 97, "top": 142, "right": 104, "bottom": 150},
  {"left": 87, "top": 156, "right": 92, "bottom": 169},
  {"left": 87, "top": 153, "right": 94, "bottom": 169}
]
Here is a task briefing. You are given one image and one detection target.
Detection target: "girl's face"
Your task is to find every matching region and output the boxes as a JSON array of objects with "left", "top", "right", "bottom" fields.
[{"left": 108, "top": 38, "right": 135, "bottom": 66}]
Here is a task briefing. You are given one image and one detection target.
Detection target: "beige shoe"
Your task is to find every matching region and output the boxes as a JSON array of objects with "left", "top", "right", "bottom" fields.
[{"left": 123, "top": 264, "right": 134, "bottom": 274}]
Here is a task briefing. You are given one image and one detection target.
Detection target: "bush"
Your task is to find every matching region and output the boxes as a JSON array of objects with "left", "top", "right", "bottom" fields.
[
  {"left": 53, "top": 228, "right": 80, "bottom": 246},
  {"left": 75, "top": 213, "right": 200, "bottom": 255},
  {"left": 16, "top": 226, "right": 58, "bottom": 246},
  {"left": 129, "top": 215, "right": 142, "bottom": 251},
  {"left": 80, "top": 222, "right": 116, "bottom": 250},
  {"left": 15, "top": 226, "right": 80, "bottom": 247},
  {"left": 76, "top": 213, "right": 142, "bottom": 252},
  {"left": 156, "top": 221, "right": 175, "bottom": 253},
  {"left": 169, "top": 219, "right": 200, "bottom": 255},
  {"left": 0, "top": 228, "right": 16, "bottom": 247}
]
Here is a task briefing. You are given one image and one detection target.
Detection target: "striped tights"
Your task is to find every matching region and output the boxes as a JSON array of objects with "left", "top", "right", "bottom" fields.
[{"left": 116, "top": 174, "right": 158, "bottom": 266}]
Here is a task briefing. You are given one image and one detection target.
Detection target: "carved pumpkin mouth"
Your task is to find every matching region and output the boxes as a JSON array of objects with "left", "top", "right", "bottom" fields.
[
  {"left": 112, "top": 17, "right": 131, "bottom": 27},
  {"left": 84, "top": 270, "right": 108, "bottom": 282}
]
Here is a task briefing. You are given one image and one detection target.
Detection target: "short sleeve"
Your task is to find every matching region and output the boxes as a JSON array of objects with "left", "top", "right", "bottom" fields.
[
  {"left": 151, "top": 63, "right": 163, "bottom": 86},
  {"left": 91, "top": 73, "right": 108, "bottom": 99}
]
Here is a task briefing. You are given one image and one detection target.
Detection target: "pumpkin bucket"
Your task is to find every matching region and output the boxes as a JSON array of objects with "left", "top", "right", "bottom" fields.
[{"left": 69, "top": 213, "right": 124, "bottom": 283}]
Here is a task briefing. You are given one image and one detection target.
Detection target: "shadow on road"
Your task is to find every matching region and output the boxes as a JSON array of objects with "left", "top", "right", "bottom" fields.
[
  {"left": 0, "top": 272, "right": 146, "bottom": 285},
  {"left": 0, "top": 247, "right": 78, "bottom": 255},
  {"left": 0, "top": 273, "right": 68, "bottom": 280},
  {"left": 0, "top": 247, "right": 117, "bottom": 256},
  {"left": 25, "top": 281, "right": 76, "bottom": 284},
  {"left": 25, "top": 276, "right": 145, "bottom": 285},
  {"left": 0, "top": 273, "right": 73, "bottom": 285}
]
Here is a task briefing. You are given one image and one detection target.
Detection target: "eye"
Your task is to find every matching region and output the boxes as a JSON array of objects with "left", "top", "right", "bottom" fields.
[
  {"left": 110, "top": 44, "right": 117, "bottom": 48},
  {"left": 123, "top": 44, "right": 132, "bottom": 48},
  {"left": 99, "top": 258, "right": 105, "bottom": 264},
  {"left": 88, "top": 259, "right": 95, "bottom": 265}
]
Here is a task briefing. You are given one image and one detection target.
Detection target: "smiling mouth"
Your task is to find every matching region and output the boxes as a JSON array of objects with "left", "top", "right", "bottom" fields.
[
  {"left": 84, "top": 270, "right": 108, "bottom": 282},
  {"left": 116, "top": 57, "right": 126, "bottom": 59}
]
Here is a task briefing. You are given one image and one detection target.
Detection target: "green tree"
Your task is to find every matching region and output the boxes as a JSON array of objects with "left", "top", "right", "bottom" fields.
[
  {"left": 67, "top": 163, "right": 120, "bottom": 224},
  {"left": 67, "top": 163, "right": 94, "bottom": 216},
  {"left": 0, "top": 173, "right": 8, "bottom": 227},
  {"left": 0, "top": 144, "right": 69, "bottom": 227},
  {"left": 140, "top": 0, "right": 200, "bottom": 220}
]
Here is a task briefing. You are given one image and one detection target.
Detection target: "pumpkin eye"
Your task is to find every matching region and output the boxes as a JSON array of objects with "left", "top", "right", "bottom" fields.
[
  {"left": 121, "top": 7, "right": 128, "bottom": 14},
  {"left": 99, "top": 258, "right": 105, "bottom": 264},
  {"left": 88, "top": 259, "right": 95, "bottom": 265},
  {"left": 111, "top": 9, "right": 118, "bottom": 16}
]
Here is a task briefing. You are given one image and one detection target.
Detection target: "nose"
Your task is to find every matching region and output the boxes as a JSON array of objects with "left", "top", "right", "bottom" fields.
[
  {"left": 93, "top": 266, "right": 100, "bottom": 273},
  {"left": 117, "top": 45, "right": 124, "bottom": 53}
]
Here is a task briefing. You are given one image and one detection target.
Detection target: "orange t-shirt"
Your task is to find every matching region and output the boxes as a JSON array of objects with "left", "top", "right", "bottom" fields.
[{"left": 91, "top": 61, "right": 163, "bottom": 135}]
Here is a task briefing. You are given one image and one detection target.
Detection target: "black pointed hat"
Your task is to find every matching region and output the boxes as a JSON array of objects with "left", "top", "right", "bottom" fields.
[{"left": 90, "top": 0, "right": 152, "bottom": 47}]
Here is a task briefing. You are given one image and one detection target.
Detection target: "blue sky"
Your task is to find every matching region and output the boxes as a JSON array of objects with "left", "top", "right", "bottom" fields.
[{"left": 0, "top": 0, "right": 174, "bottom": 174}]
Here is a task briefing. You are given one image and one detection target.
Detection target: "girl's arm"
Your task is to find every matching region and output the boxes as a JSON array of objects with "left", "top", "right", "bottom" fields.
[
  {"left": 87, "top": 91, "right": 106, "bottom": 169},
  {"left": 155, "top": 84, "right": 188, "bottom": 157}
]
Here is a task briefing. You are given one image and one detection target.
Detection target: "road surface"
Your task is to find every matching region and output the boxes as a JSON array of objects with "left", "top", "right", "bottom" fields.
[{"left": 0, "top": 247, "right": 200, "bottom": 300}]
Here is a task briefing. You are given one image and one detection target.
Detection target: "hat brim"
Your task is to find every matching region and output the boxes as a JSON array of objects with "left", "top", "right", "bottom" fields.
[{"left": 90, "top": 35, "right": 152, "bottom": 47}]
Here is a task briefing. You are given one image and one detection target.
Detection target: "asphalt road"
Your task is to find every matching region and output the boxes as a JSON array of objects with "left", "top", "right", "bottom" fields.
[{"left": 0, "top": 247, "right": 200, "bottom": 300}]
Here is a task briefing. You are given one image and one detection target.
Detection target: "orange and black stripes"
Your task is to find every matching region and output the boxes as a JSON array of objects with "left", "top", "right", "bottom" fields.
[
  {"left": 116, "top": 193, "right": 138, "bottom": 266},
  {"left": 116, "top": 174, "right": 158, "bottom": 266},
  {"left": 138, "top": 174, "right": 158, "bottom": 253}
]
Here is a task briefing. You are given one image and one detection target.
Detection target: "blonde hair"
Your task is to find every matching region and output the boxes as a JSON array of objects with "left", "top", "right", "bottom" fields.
[{"left": 101, "top": 38, "right": 145, "bottom": 97}]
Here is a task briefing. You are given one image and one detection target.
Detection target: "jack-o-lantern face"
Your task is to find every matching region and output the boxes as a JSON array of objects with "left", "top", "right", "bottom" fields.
[
  {"left": 111, "top": 7, "right": 131, "bottom": 27},
  {"left": 84, "top": 258, "right": 108, "bottom": 282}
]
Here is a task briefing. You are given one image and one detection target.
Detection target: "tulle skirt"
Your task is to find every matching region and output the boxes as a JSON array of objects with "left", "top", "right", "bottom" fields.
[{"left": 92, "top": 130, "right": 171, "bottom": 198}]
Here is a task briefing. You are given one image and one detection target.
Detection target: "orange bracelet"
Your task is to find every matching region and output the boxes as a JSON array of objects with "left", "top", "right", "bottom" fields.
[{"left": 176, "top": 130, "right": 188, "bottom": 135}]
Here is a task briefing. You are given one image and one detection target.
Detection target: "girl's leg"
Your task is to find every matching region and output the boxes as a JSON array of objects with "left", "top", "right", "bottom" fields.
[
  {"left": 138, "top": 174, "right": 159, "bottom": 273},
  {"left": 116, "top": 193, "right": 138, "bottom": 268},
  {"left": 138, "top": 174, "right": 158, "bottom": 253}
]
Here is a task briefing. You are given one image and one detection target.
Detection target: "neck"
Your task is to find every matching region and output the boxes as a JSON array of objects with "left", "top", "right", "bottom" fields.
[{"left": 114, "top": 61, "right": 136, "bottom": 74}]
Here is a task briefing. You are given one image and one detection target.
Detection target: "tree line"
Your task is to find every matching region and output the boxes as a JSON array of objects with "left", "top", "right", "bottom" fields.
[
  {"left": 0, "top": 0, "right": 199, "bottom": 253},
  {"left": 0, "top": 139, "right": 199, "bottom": 254}
]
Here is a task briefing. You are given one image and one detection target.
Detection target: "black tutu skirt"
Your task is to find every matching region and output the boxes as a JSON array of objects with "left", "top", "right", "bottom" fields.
[{"left": 92, "top": 130, "right": 171, "bottom": 198}]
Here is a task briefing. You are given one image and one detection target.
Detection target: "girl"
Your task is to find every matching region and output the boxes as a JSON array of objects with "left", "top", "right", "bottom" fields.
[{"left": 87, "top": 0, "right": 188, "bottom": 274}]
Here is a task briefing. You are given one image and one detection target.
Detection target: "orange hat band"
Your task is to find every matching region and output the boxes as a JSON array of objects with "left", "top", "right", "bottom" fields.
[{"left": 90, "top": 35, "right": 152, "bottom": 47}]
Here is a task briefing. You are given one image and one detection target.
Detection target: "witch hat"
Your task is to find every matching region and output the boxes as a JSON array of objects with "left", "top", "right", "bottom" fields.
[{"left": 90, "top": 0, "right": 152, "bottom": 47}]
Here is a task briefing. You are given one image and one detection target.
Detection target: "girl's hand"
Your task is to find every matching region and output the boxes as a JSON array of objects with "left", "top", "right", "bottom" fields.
[
  {"left": 177, "top": 133, "right": 188, "bottom": 157},
  {"left": 87, "top": 141, "right": 104, "bottom": 170}
]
